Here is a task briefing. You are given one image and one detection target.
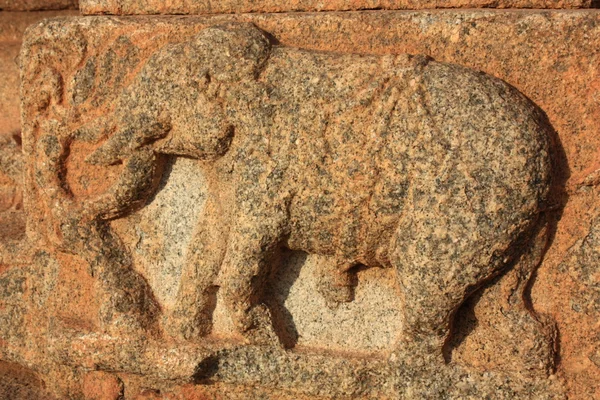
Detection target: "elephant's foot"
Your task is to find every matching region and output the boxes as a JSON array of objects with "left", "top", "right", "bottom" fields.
[
  {"left": 318, "top": 282, "right": 355, "bottom": 308},
  {"left": 236, "top": 304, "right": 281, "bottom": 347},
  {"left": 502, "top": 310, "right": 557, "bottom": 378},
  {"left": 394, "top": 334, "right": 447, "bottom": 369},
  {"left": 162, "top": 307, "right": 213, "bottom": 343},
  {"left": 317, "top": 267, "right": 356, "bottom": 308},
  {"left": 98, "top": 288, "right": 160, "bottom": 338},
  {"left": 96, "top": 263, "right": 161, "bottom": 339},
  {"left": 98, "top": 300, "right": 159, "bottom": 340}
]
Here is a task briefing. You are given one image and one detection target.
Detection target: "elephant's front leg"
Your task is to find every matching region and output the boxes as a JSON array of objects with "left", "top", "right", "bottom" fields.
[
  {"left": 219, "top": 213, "right": 286, "bottom": 346},
  {"left": 81, "top": 149, "right": 164, "bottom": 336},
  {"left": 85, "top": 148, "right": 164, "bottom": 220},
  {"left": 164, "top": 190, "right": 230, "bottom": 341},
  {"left": 86, "top": 221, "right": 161, "bottom": 337}
]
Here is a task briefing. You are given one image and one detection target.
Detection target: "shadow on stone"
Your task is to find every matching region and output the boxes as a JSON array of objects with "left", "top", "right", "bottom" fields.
[
  {"left": 266, "top": 249, "right": 305, "bottom": 349},
  {"left": 191, "top": 354, "right": 221, "bottom": 384}
]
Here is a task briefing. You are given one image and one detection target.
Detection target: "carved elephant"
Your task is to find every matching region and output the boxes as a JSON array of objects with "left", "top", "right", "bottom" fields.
[{"left": 75, "top": 23, "right": 553, "bottom": 362}]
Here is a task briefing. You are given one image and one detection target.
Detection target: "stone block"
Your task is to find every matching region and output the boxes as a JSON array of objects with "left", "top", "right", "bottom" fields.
[
  {"left": 0, "top": 10, "right": 79, "bottom": 389},
  {"left": 82, "top": 371, "right": 124, "bottom": 400},
  {"left": 0, "top": 134, "right": 25, "bottom": 241},
  {"left": 79, "top": 0, "right": 594, "bottom": 15},
  {"left": 12, "top": 9, "right": 600, "bottom": 399},
  {"left": 0, "top": 43, "right": 21, "bottom": 137}
]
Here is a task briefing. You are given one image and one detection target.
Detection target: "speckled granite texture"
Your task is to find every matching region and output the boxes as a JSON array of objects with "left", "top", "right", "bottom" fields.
[
  {"left": 0, "top": 0, "right": 77, "bottom": 11},
  {"left": 0, "top": 8, "right": 599, "bottom": 400},
  {"left": 78, "top": 0, "right": 594, "bottom": 15},
  {"left": 0, "top": 11, "right": 79, "bottom": 137}
]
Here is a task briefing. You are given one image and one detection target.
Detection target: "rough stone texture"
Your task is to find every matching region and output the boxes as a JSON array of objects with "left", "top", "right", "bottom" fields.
[
  {"left": 0, "top": 134, "right": 25, "bottom": 241},
  {"left": 0, "top": 11, "right": 79, "bottom": 137},
  {"left": 15, "top": 16, "right": 560, "bottom": 399},
  {"left": 4, "top": 8, "right": 600, "bottom": 400},
  {"left": 0, "top": 9, "right": 80, "bottom": 396},
  {"left": 546, "top": 208, "right": 600, "bottom": 399},
  {"left": 0, "top": 10, "right": 77, "bottom": 42},
  {"left": 0, "top": 360, "right": 53, "bottom": 399},
  {"left": 82, "top": 371, "right": 124, "bottom": 400},
  {"left": 0, "top": 41, "right": 22, "bottom": 137},
  {"left": 78, "top": 0, "right": 595, "bottom": 15},
  {"left": 0, "top": 10, "right": 79, "bottom": 257},
  {"left": 0, "top": 0, "right": 77, "bottom": 11}
]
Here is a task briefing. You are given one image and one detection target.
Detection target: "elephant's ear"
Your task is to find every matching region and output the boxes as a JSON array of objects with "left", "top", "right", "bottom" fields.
[{"left": 192, "top": 23, "right": 272, "bottom": 82}]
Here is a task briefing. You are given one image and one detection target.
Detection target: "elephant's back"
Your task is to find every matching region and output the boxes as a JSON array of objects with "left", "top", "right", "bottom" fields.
[
  {"left": 421, "top": 60, "right": 551, "bottom": 213},
  {"left": 271, "top": 51, "right": 552, "bottom": 264},
  {"left": 386, "top": 60, "right": 552, "bottom": 265}
]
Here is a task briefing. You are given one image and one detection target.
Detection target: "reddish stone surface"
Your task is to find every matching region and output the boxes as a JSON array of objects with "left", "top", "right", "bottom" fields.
[
  {"left": 1, "top": 8, "right": 599, "bottom": 400},
  {"left": 0, "top": 360, "right": 53, "bottom": 399},
  {"left": 82, "top": 371, "right": 124, "bottom": 400},
  {"left": 0, "top": 10, "right": 80, "bottom": 137},
  {"left": 79, "top": 0, "right": 594, "bottom": 15},
  {"left": 0, "top": 0, "right": 77, "bottom": 11}
]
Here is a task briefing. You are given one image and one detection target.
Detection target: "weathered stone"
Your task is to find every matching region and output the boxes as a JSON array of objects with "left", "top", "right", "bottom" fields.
[
  {"left": 0, "top": 361, "right": 53, "bottom": 400},
  {"left": 14, "top": 16, "right": 566, "bottom": 399},
  {"left": 82, "top": 371, "right": 124, "bottom": 400},
  {"left": 0, "top": 134, "right": 22, "bottom": 204},
  {"left": 6, "top": 8, "right": 600, "bottom": 400},
  {"left": 0, "top": 12, "right": 77, "bottom": 390},
  {"left": 0, "top": 10, "right": 79, "bottom": 253},
  {"left": 0, "top": 10, "right": 80, "bottom": 137},
  {"left": 0, "top": 43, "right": 21, "bottom": 137},
  {"left": 79, "top": 0, "right": 594, "bottom": 15},
  {"left": 0, "top": 0, "right": 77, "bottom": 11},
  {"left": 543, "top": 214, "right": 600, "bottom": 399},
  {"left": 0, "top": 134, "right": 24, "bottom": 241},
  {"left": 0, "top": 10, "right": 78, "bottom": 42}
]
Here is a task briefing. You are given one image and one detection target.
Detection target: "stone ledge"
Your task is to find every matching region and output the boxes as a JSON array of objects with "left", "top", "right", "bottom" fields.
[
  {"left": 46, "top": 333, "right": 562, "bottom": 398},
  {"left": 79, "top": 0, "right": 595, "bottom": 15}
]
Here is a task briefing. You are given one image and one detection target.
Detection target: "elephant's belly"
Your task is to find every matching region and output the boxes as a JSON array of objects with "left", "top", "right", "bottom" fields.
[{"left": 285, "top": 187, "right": 401, "bottom": 268}]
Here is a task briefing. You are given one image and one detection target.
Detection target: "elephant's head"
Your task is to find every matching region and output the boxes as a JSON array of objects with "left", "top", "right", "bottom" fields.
[
  {"left": 85, "top": 23, "right": 272, "bottom": 166},
  {"left": 190, "top": 22, "right": 272, "bottom": 82}
]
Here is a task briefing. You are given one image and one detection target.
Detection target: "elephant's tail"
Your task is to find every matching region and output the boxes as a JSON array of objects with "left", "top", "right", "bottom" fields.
[{"left": 504, "top": 214, "right": 558, "bottom": 377}]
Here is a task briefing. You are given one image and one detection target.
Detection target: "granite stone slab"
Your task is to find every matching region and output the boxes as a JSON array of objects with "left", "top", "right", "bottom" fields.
[
  {"left": 7, "top": 9, "right": 600, "bottom": 399},
  {"left": 79, "top": 0, "right": 595, "bottom": 15}
]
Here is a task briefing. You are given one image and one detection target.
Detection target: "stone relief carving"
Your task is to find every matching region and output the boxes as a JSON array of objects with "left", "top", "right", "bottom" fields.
[{"left": 21, "top": 22, "right": 558, "bottom": 391}]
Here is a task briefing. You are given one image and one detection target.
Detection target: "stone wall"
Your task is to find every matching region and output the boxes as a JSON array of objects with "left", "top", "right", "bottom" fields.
[{"left": 1, "top": 0, "right": 599, "bottom": 399}]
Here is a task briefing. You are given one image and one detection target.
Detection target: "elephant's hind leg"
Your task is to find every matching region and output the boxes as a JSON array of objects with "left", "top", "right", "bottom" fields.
[
  {"left": 390, "top": 209, "right": 514, "bottom": 365},
  {"left": 484, "top": 218, "right": 557, "bottom": 377},
  {"left": 316, "top": 257, "right": 358, "bottom": 307}
]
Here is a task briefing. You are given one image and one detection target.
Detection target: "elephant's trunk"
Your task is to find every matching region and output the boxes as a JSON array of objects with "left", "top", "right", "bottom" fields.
[
  {"left": 86, "top": 135, "right": 127, "bottom": 166},
  {"left": 86, "top": 120, "right": 172, "bottom": 166}
]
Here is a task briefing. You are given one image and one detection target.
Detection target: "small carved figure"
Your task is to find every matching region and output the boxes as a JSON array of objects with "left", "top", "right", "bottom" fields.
[{"left": 68, "top": 23, "right": 553, "bottom": 363}]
